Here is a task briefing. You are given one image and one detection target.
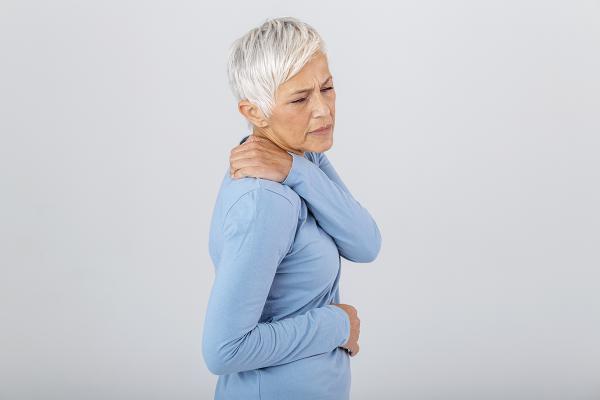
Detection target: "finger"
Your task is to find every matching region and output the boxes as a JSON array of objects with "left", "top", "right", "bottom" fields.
[
  {"left": 230, "top": 152, "right": 265, "bottom": 170},
  {"left": 246, "top": 135, "right": 273, "bottom": 148},
  {"left": 231, "top": 165, "right": 264, "bottom": 179},
  {"left": 230, "top": 162, "right": 257, "bottom": 174},
  {"left": 231, "top": 165, "right": 264, "bottom": 178},
  {"left": 230, "top": 140, "right": 264, "bottom": 155},
  {"left": 230, "top": 147, "right": 261, "bottom": 162},
  {"left": 231, "top": 157, "right": 265, "bottom": 174}
]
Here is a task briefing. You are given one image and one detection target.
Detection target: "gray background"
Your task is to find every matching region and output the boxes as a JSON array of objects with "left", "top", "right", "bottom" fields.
[{"left": 1, "top": 1, "right": 599, "bottom": 399}]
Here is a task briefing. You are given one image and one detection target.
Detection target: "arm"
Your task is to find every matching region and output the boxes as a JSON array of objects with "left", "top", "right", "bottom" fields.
[
  {"left": 202, "top": 187, "right": 351, "bottom": 376},
  {"left": 281, "top": 151, "right": 382, "bottom": 263}
]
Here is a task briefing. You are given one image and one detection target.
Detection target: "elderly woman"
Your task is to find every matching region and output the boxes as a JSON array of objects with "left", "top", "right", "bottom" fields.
[{"left": 202, "top": 17, "right": 382, "bottom": 400}]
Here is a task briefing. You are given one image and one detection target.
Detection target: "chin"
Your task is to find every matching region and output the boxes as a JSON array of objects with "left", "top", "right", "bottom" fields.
[{"left": 310, "top": 137, "right": 333, "bottom": 153}]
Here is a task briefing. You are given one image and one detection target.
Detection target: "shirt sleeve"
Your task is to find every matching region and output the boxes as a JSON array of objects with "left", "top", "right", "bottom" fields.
[
  {"left": 281, "top": 151, "right": 382, "bottom": 263},
  {"left": 202, "top": 187, "right": 351, "bottom": 376}
]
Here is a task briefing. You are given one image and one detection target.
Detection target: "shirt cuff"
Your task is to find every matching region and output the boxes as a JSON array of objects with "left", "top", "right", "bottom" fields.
[{"left": 325, "top": 304, "right": 351, "bottom": 347}]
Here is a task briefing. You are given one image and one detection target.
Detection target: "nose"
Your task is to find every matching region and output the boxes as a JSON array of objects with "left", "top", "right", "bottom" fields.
[{"left": 311, "top": 91, "right": 331, "bottom": 118}]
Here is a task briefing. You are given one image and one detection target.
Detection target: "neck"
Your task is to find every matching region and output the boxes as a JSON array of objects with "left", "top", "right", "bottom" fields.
[{"left": 251, "top": 128, "right": 305, "bottom": 157}]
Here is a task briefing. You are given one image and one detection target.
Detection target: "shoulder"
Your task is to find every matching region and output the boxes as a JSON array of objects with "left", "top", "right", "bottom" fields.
[
  {"left": 226, "top": 184, "right": 298, "bottom": 223},
  {"left": 222, "top": 181, "right": 300, "bottom": 256},
  {"left": 218, "top": 169, "right": 300, "bottom": 230}
]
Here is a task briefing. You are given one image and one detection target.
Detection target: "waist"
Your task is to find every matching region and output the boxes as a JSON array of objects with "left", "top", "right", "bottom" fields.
[
  {"left": 214, "top": 347, "right": 350, "bottom": 400},
  {"left": 258, "top": 347, "right": 351, "bottom": 400}
]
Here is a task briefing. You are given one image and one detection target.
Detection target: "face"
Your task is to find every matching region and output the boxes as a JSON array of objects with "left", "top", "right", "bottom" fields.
[{"left": 239, "top": 50, "right": 336, "bottom": 156}]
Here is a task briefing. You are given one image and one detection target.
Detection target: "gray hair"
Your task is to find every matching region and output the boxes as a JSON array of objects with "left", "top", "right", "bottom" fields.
[{"left": 227, "top": 16, "right": 327, "bottom": 130}]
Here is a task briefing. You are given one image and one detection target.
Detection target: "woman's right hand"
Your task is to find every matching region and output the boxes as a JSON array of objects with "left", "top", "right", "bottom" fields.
[{"left": 331, "top": 303, "right": 360, "bottom": 357}]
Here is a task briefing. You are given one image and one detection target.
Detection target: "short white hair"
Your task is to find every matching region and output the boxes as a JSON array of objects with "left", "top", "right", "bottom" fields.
[{"left": 227, "top": 16, "right": 327, "bottom": 130}]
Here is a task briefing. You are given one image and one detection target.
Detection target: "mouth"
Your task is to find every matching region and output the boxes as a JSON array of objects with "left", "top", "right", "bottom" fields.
[{"left": 308, "top": 123, "right": 333, "bottom": 135}]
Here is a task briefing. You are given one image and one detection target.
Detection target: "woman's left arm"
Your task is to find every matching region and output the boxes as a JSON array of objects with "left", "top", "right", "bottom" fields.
[{"left": 282, "top": 151, "right": 382, "bottom": 263}]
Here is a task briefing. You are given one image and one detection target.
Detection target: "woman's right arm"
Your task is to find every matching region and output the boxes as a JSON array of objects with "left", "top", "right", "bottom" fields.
[{"left": 202, "top": 186, "right": 351, "bottom": 376}]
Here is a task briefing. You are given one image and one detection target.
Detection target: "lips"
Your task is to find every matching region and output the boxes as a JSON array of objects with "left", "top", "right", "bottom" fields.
[{"left": 309, "top": 123, "right": 332, "bottom": 133}]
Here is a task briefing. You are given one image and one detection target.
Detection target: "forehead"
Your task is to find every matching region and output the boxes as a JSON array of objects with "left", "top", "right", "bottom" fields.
[{"left": 278, "top": 52, "right": 332, "bottom": 94}]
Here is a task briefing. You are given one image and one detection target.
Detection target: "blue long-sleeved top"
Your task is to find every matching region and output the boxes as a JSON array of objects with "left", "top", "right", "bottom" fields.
[{"left": 203, "top": 135, "right": 382, "bottom": 399}]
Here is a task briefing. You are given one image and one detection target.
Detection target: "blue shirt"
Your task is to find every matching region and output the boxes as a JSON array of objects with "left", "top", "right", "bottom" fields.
[{"left": 203, "top": 135, "right": 382, "bottom": 399}]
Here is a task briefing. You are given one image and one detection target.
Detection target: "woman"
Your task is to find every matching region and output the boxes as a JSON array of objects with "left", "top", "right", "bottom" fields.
[{"left": 202, "top": 17, "right": 382, "bottom": 399}]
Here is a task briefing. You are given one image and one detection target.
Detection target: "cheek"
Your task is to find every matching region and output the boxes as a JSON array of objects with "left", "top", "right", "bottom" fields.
[
  {"left": 284, "top": 109, "right": 311, "bottom": 128},
  {"left": 272, "top": 110, "right": 309, "bottom": 141}
]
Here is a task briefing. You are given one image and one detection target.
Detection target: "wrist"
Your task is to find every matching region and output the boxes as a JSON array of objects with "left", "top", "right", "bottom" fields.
[{"left": 281, "top": 152, "right": 313, "bottom": 187}]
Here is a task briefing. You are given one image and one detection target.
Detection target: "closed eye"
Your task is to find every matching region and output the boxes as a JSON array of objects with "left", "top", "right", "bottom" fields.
[{"left": 291, "top": 86, "right": 334, "bottom": 104}]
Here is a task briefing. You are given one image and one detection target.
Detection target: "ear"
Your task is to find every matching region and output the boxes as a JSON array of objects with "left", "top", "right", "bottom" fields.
[{"left": 238, "top": 100, "right": 268, "bottom": 128}]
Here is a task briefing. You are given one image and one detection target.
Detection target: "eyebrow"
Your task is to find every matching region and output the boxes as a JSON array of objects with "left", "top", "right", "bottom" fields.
[{"left": 289, "top": 75, "right": 333, "bottom": 96}]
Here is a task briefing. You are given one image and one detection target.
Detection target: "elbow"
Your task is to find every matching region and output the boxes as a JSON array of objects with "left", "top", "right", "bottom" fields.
[
  {"left": 341, "top": 228, "right": 381, "bottom": 263},
  {"left": 202, "top": 319, "right": 261, "bottom": 375},
  {"left": 203, "top": 350, "right": 227, "bottom": 375},
  {"left": 372, "top": 224, "right": 382, "bottom": 260},
  {"left": 202, "top": 332, "right": 238, "bottom": 375},
  {"left": 366, "top": 230, "right": 382, "bottom": 262},
  {"left": 361, "top": 235, "right": 381, "bottom": 262},
  {"left": 352, "top": 223, "right": 382, "bottom": 263},
  {"left": 202, "top": 343, "right": 239, "bottom": 376}
]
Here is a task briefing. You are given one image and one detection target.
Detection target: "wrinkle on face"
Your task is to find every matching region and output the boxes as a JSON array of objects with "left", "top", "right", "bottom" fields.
[{"left": 253, "top": 50, "right": 336, "bottom": 155}]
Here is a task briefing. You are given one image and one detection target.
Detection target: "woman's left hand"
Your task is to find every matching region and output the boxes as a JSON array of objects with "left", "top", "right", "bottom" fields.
[{"left": 229, "top": 135, "right": 293, "bottom": 182}]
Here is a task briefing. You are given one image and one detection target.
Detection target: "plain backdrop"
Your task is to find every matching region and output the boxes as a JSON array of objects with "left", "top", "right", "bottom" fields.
[{"left": 1, "top": 1, "right": 599, "bottom": 399}]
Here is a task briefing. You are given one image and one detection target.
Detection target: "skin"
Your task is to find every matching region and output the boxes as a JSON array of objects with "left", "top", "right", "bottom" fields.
[
  {"left": 228, "top": 50, "right": 361, "bottom": 357},
  {"left": 229, "top": 49, "right": 335, "bottom": 182}
]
